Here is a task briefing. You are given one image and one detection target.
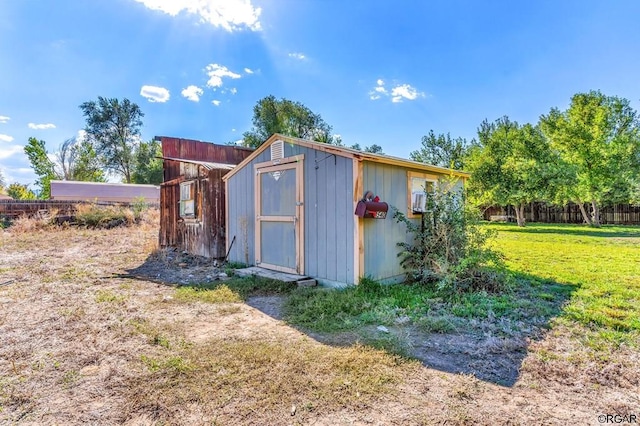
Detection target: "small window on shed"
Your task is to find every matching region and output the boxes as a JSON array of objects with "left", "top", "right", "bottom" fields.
[
  {"left": 407, "top": 171, "right": 436, "bottom": 218},
  {"left": 179, "top": 181, "right": 195, "bottom": 217}
]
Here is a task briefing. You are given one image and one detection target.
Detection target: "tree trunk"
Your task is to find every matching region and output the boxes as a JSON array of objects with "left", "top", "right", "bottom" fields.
[
  {"left": 576, "top": 200, "right": 593, "bottom": 226},
  {"left": 515, "top": 203, "right": 526, "bottom": 227},
  {"left": 591, "top": 200, "right": 601, "bottom": 227}
]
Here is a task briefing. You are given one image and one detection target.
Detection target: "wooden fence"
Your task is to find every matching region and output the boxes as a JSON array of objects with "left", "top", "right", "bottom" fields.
[
  {"left": 483, "top": 203, "right": 640, "bottom": 225},
  {"left": 0, "top": 199, "right": 158, "bottom": 220}
]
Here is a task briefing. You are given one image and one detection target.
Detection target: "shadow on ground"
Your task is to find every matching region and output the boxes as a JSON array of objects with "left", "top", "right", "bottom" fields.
[{"left": 125, "top": 251, "right": 576, "bottom": 387}]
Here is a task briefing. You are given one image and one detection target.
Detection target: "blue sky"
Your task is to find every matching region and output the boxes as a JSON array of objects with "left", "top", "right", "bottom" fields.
[{"left": 1, "top": 0, "right": 640, "bottom": 186}]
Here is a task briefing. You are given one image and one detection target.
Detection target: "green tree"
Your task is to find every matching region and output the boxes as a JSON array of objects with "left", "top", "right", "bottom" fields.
[
  {"left": 132, "top": 139, "right": 163, "bottom": 184},
  {"left": 466, "top": 117, "right": 552, "bottom": 227},
  {"left": 79, "top": 97, "right": 144, "bottom": 183},
  {"left": 24, "top": 137, "right": 60, "bottom": 199},
  {"left": 540, "top": 91, "right": 640, "bottom": 226},
  {"left": 7, "top": 183, "right": 36, "bottom": 200},
  {"left": 410, "top": 131, "right": 471, "bottom": 170},
  {"left": 57, "top": 136, "right": 106, "bottom": 182},
  {"left": 0, "top": 169, "right": 5, "bottom": 193},
  {"left": 243, "top": 95, "right": 334, "bottom": 148},
  {"left": 348, "top": 143, "right": 384, "bottom": 154}
]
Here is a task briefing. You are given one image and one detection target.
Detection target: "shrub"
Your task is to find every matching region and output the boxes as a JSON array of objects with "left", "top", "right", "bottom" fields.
[
  {"left": 74, "top": 203, "right": 133, "bottom": 228},
  {"left": 393, "top": 178, "right": 507, "bottom": 294}
]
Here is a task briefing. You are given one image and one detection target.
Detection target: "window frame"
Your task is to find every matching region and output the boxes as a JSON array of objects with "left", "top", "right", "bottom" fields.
[
  {"left": 179, "top": 181, "right": 196, "bottom": 218},
  {"left": 407, "top": 171, "right": 438, "bottom": 218}
]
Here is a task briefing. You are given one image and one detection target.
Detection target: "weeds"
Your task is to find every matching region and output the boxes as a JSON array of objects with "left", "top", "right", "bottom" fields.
[
  {"left": 174, "top": 285, "right": 243, "bottom": 304},
  {"left": 95, "top": 289, "right": 128, "bottom": 304}
]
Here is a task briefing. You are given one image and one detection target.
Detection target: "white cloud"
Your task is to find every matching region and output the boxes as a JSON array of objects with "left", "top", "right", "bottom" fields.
[
  {"left": 181, "top": 85, "right": 204, "bottom": 102},
  {"left": 28, "top": 123, "right": 56, "bottom": 130},
  {"left": 205, "top": 64, "right": 241, "bottom": 88},
  {"left": 288, "top": 52, "right": 306, "bottom": 60},
  {"left": 244, "top": 67, "right": 254, "bottom": 74},
  {"left": 391, "top": 84, "right": 424, "bottom": 103},
  {"left": 0, "top": 116, "right": 9, "bottom": 124},
  {"left": 229, "top": 88, "right": 237, "bottom": 95},
  {"left": 133, "top": 0, "right": 262, "bottom": 32},
  {"left": 369, "top": 79, "right": 424, "bottom": 103},
  {"left": 140, "top": 85, "right": 170, "bottom": 102},
  {"left": 0, "top": 145, "right": 23, "bottom": 159},
  {"left": 0, "top": 134, "right": 14, "bottom": 143},
  {"left": 212, "top": 100, "right": 221, "bottom": 106}
]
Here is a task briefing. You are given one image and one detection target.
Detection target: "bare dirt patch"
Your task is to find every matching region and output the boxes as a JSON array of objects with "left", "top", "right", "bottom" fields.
[{"left": 1, "top": 225, "right": 638, "bottom": 425}]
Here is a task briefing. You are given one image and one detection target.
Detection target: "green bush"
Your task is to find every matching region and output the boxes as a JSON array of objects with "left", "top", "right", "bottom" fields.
[{"left": 392, "top": 179, "right": 508, "bottom": 294}]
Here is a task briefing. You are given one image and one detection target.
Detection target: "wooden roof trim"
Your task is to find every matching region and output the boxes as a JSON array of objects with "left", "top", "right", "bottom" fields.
[{"left": 223, "top": 133, "right": 470, "bottom": 180}]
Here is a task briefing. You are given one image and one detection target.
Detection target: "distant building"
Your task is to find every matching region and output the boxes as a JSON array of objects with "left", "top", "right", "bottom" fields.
[{"left": 50, "top": 180, "right": 160, "bottom": 203}]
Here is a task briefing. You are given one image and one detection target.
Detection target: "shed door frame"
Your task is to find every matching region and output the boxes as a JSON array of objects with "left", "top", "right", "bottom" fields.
[{"left": 254, "top": 155, "right": 305, "bottom": 274}]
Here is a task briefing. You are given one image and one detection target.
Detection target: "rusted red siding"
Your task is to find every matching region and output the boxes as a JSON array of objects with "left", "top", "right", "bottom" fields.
[{"left": 158, "top": 137, "right": 252, "bottom": 258}]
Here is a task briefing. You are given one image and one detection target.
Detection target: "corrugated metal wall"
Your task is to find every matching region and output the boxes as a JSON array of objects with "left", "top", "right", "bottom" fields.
[
  {"left": 159, "top": 137, "right": 252, "bottom": 258},
  {"left": 226, "top": 142, "right": 355, "bottom": 285}
]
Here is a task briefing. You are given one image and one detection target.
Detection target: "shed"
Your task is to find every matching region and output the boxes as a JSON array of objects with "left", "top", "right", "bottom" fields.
[
  {"left": 223, "top": 134, "right": 469, "bottom": 287},
  {"left": 158, "top": 136, "right": 253, "bottom": 258},
  {"left": 50, "top": 180, "right": 160, "bottom": 203}
]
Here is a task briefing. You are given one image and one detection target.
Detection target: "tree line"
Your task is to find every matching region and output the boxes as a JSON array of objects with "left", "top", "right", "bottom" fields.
[
  {"left": 410, "top": 91, "right": 640, "bottom": 227},
  {"left": 3, "top": 90, "right": 638, "bottom": 229}
]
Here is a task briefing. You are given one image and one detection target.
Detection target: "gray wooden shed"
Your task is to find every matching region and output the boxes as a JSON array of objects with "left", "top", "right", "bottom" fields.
[{"left": 223, "top": 134, "right": 469, "bottom": 287}]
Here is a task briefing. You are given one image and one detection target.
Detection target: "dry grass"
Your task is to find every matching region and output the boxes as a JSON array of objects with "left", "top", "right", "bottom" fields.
[
  {"left": 124, "top": 338, "right": 412, "bottom": 424},
  {"left": 0, "top": 224, "right": 638, "bottom": 425}
]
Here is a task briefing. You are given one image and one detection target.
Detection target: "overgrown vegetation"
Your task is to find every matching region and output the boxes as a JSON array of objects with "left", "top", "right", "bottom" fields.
[
  {"left": 393, "top": 180, "right": 507, "bottom": 294},
  {"left": 2, "top": 203, "right": 159, "bottom": 232}
]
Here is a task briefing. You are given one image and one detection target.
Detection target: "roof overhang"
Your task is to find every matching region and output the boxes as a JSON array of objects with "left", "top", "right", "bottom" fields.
[
  {"left": 158, "top": 156, "right": 236, "bottom": 171},
  {"left": 222, "top": 134, "right": 470, "bottom": 181}
]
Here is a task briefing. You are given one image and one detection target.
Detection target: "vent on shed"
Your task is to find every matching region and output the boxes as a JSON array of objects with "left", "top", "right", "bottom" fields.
[{"left": 271, "top": 140, "right": 284, "bottom": 161}]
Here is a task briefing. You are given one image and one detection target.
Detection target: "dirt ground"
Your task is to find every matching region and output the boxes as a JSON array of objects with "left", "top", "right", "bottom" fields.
[{"left": 0, "top": 224, "right": 638, "bottom": 425}]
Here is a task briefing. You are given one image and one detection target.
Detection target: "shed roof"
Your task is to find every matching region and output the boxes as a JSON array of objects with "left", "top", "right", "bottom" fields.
[
  {"left": 223, "top": 134, "right": 470, "bottom": 181},
  {"left": 159, "top": 156, "right": 236, "bottom": 171}
]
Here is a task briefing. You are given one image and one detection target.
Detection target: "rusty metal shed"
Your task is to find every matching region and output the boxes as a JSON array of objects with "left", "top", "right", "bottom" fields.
[{"left": 157, "top": 136, "right": 253, "bottom": 258}]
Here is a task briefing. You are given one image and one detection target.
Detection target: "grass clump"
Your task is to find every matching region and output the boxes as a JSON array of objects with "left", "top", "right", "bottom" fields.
[
  {"left": 173, "top": 276, "right": 297, "bottom": 304},
  {"left": 95, "top": 289, "right": 128, "bottom": 304},
  {"left": 75, "top": 203, "right": 134, "bottom": 228},
  {"left": 174, "top": 284, "right": 242, "bottom": 304}
]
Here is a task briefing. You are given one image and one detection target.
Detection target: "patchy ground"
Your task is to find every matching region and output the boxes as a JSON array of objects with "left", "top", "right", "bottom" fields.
[{"left": 0, "top": 225, "right": 638, "bottom": 425}]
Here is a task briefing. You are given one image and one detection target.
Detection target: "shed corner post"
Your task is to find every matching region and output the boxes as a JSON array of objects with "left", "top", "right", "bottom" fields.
[{"left": 352, "top": 158, "right": 364, "bottom": 285}]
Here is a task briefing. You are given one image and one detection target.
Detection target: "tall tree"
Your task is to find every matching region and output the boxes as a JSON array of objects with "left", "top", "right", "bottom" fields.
[
  {"left": 79, "top": 97, "right": 144, "bottom": 183},
  {"left": 132, "top": 139, "right": 163, "bottom": 184},
  {"left": 540, "top": 91, "right": 640, "bottom": 226},
  {"left": 243, "top": 95, "right": 334, "bottom": 148},
  {"left": 24, "top": 137, "right": 60, "bottom": 199},
  {"left": 410, "top": 131, "right": 471, "bottom": 170},
  {"left": 7, "top": 183, "right": 36, "bottom": 200},
  {"left": 57, "top": 136, "right": 106, "bottom": 182},
  {"left": 466, "top": 117, "right": 552, "bottom": 226},
  {"left": 0, "top": 169, "right": 5, "bottom": 193}
]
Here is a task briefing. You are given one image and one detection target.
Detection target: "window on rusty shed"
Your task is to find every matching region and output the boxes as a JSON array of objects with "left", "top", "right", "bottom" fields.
[{"left": 179, "top": 181, "right": 195, "bottom": 217}]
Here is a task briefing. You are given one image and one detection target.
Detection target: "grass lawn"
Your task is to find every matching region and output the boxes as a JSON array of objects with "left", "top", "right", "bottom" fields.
[
  {"left": 282, "top": 223, "right": 640, "bottom": 350},
  {"left": 488, "top": 223, "right": 640, "bottom": 341}
]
